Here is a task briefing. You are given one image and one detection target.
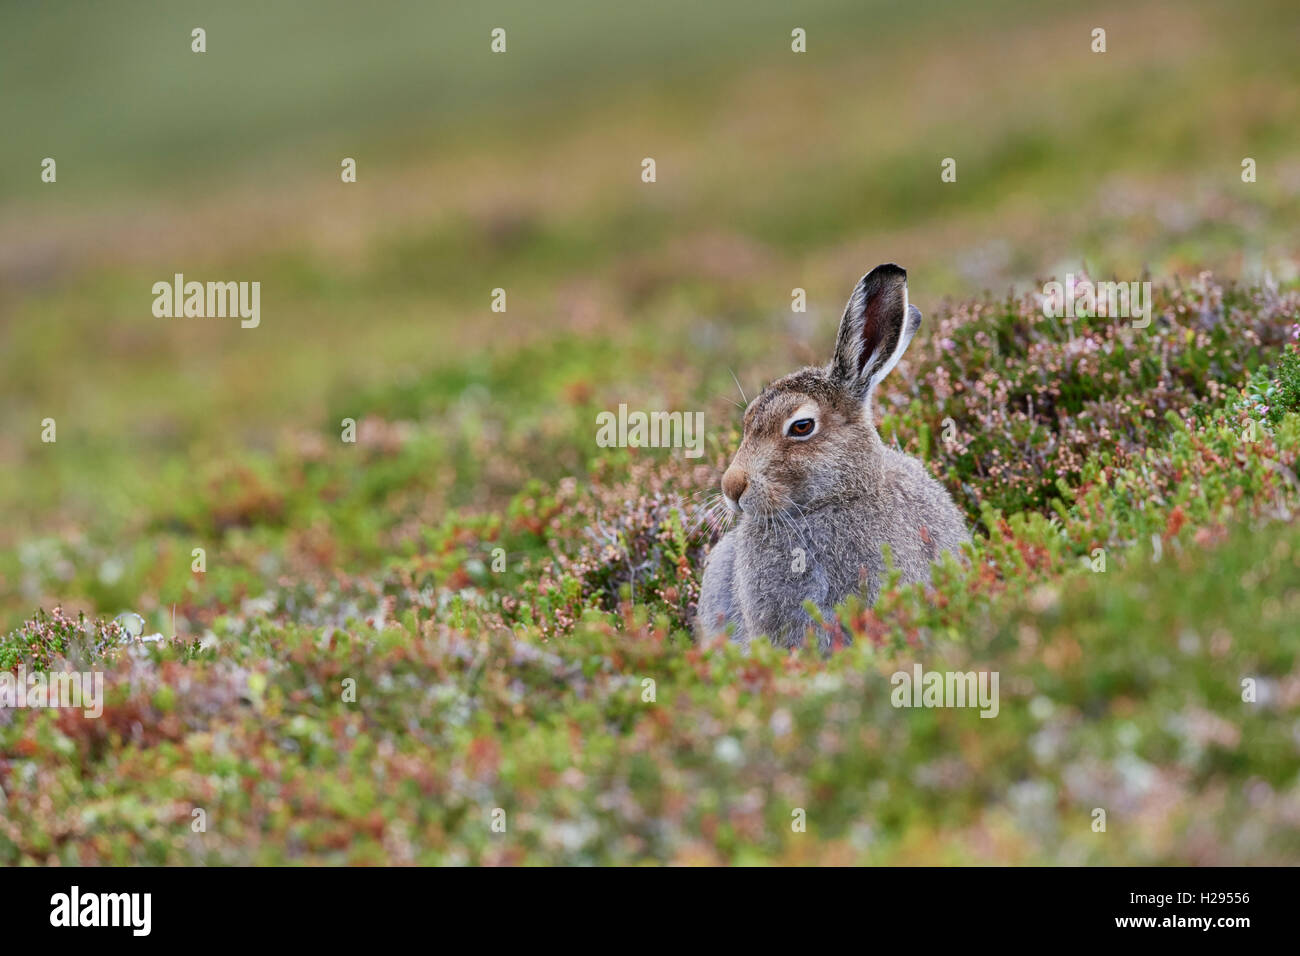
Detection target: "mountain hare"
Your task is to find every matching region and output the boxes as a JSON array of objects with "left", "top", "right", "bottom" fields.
[{"left": 696, "top": 264, "right": 969, "bottom": 651}]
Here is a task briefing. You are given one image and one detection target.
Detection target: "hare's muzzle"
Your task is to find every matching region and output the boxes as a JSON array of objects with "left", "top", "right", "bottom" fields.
[{"left": 722, "top": 466, "right": 748, "bottom": 512}]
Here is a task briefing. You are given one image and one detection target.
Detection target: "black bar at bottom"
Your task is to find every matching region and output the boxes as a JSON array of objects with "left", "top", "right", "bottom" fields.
[{"left": 0, "top": 865, "right": 1282, "bottom": 942}]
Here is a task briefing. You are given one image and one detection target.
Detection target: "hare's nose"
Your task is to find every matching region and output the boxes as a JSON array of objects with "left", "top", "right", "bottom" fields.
[{"left": 721, "top": 467, "right": 748, "bottom": 509}]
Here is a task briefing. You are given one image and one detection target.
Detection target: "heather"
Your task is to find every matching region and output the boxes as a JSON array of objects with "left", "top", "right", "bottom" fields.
[{"left": 2, "top": 288, "right": 1298, "bottom": 864}]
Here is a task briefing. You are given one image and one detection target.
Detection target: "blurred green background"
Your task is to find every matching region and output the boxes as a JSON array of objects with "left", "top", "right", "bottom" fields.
[{"left": 2, "top": 0, "right": 1298, "bottom": 624}]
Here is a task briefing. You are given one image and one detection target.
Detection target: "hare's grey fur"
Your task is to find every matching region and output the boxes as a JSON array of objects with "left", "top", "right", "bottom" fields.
[{"left": 696, "top": 264, "right": 969, "bottom": 652}]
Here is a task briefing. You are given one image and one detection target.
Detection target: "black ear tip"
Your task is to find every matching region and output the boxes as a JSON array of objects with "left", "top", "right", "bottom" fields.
[{"left": 864, "top": 262, "right": 907, "bottom": 284}]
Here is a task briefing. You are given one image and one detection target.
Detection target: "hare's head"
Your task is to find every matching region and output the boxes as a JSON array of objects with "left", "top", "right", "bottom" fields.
[{"left": 721, "top": 263, "right": 922, "bottom": 516}]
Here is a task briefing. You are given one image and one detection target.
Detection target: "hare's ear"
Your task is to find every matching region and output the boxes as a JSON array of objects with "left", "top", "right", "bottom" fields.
[{"left": 829, "top": 263, "right": 922, "bottom": 404}]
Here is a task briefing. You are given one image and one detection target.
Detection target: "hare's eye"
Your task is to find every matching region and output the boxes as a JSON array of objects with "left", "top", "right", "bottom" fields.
[{"left": 787, "top": 418, "right": 816, "bottom": 438}]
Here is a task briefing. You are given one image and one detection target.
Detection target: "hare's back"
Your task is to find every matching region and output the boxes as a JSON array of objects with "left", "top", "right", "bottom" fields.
[{"left": 877, "top": 447, "right": 970, "bottom": 558}]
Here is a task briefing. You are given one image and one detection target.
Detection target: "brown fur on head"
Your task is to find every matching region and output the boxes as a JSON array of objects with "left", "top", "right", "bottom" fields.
[{"left": 721, "top": 263, "right": 922, "bottom": 517}]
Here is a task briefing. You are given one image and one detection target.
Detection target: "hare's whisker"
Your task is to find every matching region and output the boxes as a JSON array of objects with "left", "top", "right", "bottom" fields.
[{"left": 728, "top": 368, "right": 749, "bottom": 406}]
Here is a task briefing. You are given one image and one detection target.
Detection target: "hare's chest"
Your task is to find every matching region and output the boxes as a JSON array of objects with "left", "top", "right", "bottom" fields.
[
  {"left": 734, "top": 515, "right": 875, "bottom": 609},
  {"left": 734, "top": 526, "right": 834, "bottom": 613}
]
